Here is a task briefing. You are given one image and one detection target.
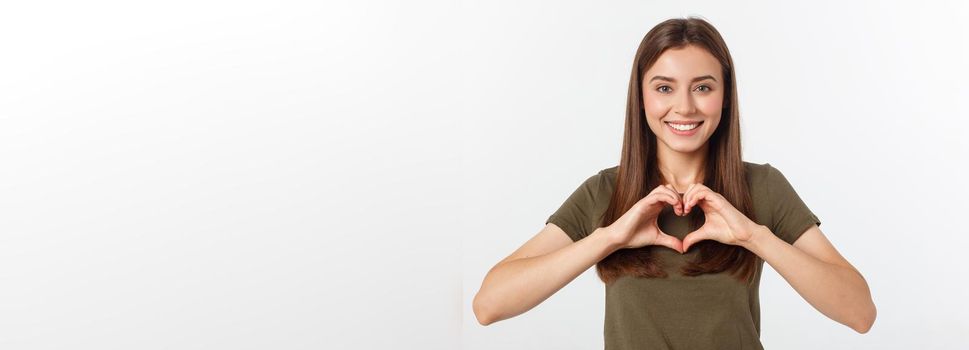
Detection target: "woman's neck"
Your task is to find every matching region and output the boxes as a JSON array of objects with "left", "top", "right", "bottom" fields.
[{"left": 656, "top": 143, "right": 707, "bottom": 193}]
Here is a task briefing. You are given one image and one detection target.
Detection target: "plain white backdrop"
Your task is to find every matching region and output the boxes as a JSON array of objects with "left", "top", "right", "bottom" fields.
[{"left": 0, "top": 1, "right": 966, "bottom": 349}]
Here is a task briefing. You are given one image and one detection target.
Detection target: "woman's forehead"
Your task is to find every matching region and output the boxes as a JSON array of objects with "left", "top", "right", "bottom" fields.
[{"left": 645, "top": 45, "right": 722, "bottom": 82}]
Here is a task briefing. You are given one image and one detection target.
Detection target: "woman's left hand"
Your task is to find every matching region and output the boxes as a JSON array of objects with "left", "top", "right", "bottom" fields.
[{"left": 679, "top": 183, "right": 761, "bottom": 253}]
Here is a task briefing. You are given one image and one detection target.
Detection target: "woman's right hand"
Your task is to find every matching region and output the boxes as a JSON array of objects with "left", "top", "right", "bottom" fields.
[{"left": 604, "top": 184, "right": 685, "bottom": 253}]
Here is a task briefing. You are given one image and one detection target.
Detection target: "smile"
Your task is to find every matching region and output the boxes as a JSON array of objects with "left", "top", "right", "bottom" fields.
[{"left": 665, "top": 121, "right": 703, "bottom": 135}]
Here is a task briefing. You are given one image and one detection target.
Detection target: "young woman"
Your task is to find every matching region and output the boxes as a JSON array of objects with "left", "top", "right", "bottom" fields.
[{"left": 472, "top": 17, "right": 876, "bottom": 349}]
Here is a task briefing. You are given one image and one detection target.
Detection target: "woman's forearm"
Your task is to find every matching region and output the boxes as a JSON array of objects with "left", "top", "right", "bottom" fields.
[
  {"left": 473, "top": 228, "right": 619, "bottom": 325},
  {"left": 740, "top": 225, "right": 876, "bottom": 333}
]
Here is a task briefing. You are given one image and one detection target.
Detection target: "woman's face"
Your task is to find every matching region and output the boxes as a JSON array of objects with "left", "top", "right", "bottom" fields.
[{"left": 642, "top": 44, "right": 725, "bottom": 155}]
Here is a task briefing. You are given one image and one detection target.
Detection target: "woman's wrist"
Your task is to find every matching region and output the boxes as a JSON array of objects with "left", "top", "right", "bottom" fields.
[
  {"left": 591, "top": 227, "right": 625, "bottom": 252},
  {"left": 738, "top": 224, "right": 774, "bottom": 253}
]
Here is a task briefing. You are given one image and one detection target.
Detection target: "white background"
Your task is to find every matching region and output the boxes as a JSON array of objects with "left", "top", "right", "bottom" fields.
[{"left": 0, "top": 1, "right": 966, "bottom": 349}]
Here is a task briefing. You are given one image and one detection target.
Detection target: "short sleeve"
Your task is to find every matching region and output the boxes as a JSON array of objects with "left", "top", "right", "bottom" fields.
[
  {"left": 765, "top": 163, "right": 821, "bottom": 245},
  {"left": 545, "top": 173, "right": 603, "bottom": 242}
]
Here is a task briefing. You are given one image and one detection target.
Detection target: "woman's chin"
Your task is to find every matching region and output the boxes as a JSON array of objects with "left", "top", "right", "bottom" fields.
[{"left": 662, "top": 140, "right": 707, "bottom": 154}]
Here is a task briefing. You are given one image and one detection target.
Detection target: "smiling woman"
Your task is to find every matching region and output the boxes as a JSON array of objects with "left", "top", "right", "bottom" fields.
[
  {"left": 644, "top": 47, "right": 722, "bottom": 145},
  {"left": 472, "top": 16, "right": 876, "bottom": 349}
]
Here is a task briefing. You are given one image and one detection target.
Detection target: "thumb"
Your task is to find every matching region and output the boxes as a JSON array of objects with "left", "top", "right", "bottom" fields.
[
  {"left": 682, "top": 229, "right": 709, "bottom": 253},
  {"left": 653, "top": 231, "right": 684, "bottom": 254}
]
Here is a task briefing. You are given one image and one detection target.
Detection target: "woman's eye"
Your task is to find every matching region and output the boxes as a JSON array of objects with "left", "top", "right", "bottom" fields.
[
  {"left": 695, "top": 85, "right": 711, "bottom": 92},
  {"left": 657, "top": 86, "right": 672, "bottom": 93}
]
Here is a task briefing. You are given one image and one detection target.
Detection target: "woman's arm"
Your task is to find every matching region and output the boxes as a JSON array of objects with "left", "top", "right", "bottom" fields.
[
  {"left": 473, "top": 225, "right": 620, "bottom": 326},
  {"left": 740, "top": 224, "right": 877, "bottom": 333}
]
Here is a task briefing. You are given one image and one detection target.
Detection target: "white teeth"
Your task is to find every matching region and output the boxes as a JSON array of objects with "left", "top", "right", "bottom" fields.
[{"left": 667, "top": 122, "right": 699, "bottom": 131}]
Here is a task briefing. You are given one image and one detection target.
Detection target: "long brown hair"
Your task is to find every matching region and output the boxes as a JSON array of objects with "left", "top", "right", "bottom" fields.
[{"left": 595, "top": 17, "right": 759, "bottom": 285}]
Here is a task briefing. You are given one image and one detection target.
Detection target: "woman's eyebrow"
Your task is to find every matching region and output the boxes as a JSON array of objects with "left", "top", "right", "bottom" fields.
[{"left": 648, "top": 75, "right": 718, "bottom": 83}]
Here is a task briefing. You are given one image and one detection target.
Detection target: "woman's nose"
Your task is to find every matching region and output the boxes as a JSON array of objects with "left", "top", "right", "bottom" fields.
[{"left": 674, "top": 91, "right": 697, "bottom": 115}]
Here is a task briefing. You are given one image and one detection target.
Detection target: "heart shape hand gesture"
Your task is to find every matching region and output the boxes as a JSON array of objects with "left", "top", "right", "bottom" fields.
[
  {"left": 605, "top": 183, "right": 685, "bottom": 253},
  {"left": 678, "top": 183, "right": 760, "bottom": 252},
  {"left": 605, "top": 183, "right": 761, "bottom": 253}
]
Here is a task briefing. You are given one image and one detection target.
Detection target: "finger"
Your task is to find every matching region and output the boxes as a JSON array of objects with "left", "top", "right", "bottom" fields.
[
  {"left": 636, "top": 191, "right": 678, "bottom": 215},
  {"left": 654, "top": 183, "right": 680, "bottom": 199},
  {"left": 686, "top": 186, "right": 715, "bottom": 214},
  {"left": 650, "top": 191, "right": 681, "bottom": 215},
  {"left": 660, "top": 184, "right": 684, "bottom": 215},
  {"left": 654, "top": 231, "right": 684, "bottom": 254},
  {"left": 702, "top": 192, "right": 730, "bottom": 213},
  {"left": 682, "top": 183, "right": 697, "bottom": 214},
  {"left": 647, "top": 185, "right": 681, "bottom": 215},
  {"left": 643, "top": 187, "right": 677, "bottom": 205},
  {"left": 682, "top": 229, "right": 709, "bottom": 253}
]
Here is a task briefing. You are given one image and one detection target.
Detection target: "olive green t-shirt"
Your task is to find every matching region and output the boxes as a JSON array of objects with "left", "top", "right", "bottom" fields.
[{"left": 545, "top": 161, "right": 821, "bottom": 350}]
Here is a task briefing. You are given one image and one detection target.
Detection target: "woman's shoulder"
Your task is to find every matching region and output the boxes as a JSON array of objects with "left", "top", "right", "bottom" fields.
[
  {"left": 594, "top": 165, "right": 620, "bottom": 186},
  {"left": 743, "top": 160, "right": 777, "bottom": 184},
  {"left": 573, "top": 165, "right": 619, "bottom": 195},
  {"left": 598, "top": 165, "right": 620, "bottom": 176},
  {"left": 744, "top": 160, "right": 803, "bottom": 203}
]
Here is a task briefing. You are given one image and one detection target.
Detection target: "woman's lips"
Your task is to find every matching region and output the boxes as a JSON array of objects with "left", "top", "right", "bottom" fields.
[{"left": 665, "top": 121, "right": 703, "bottom": 136}]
